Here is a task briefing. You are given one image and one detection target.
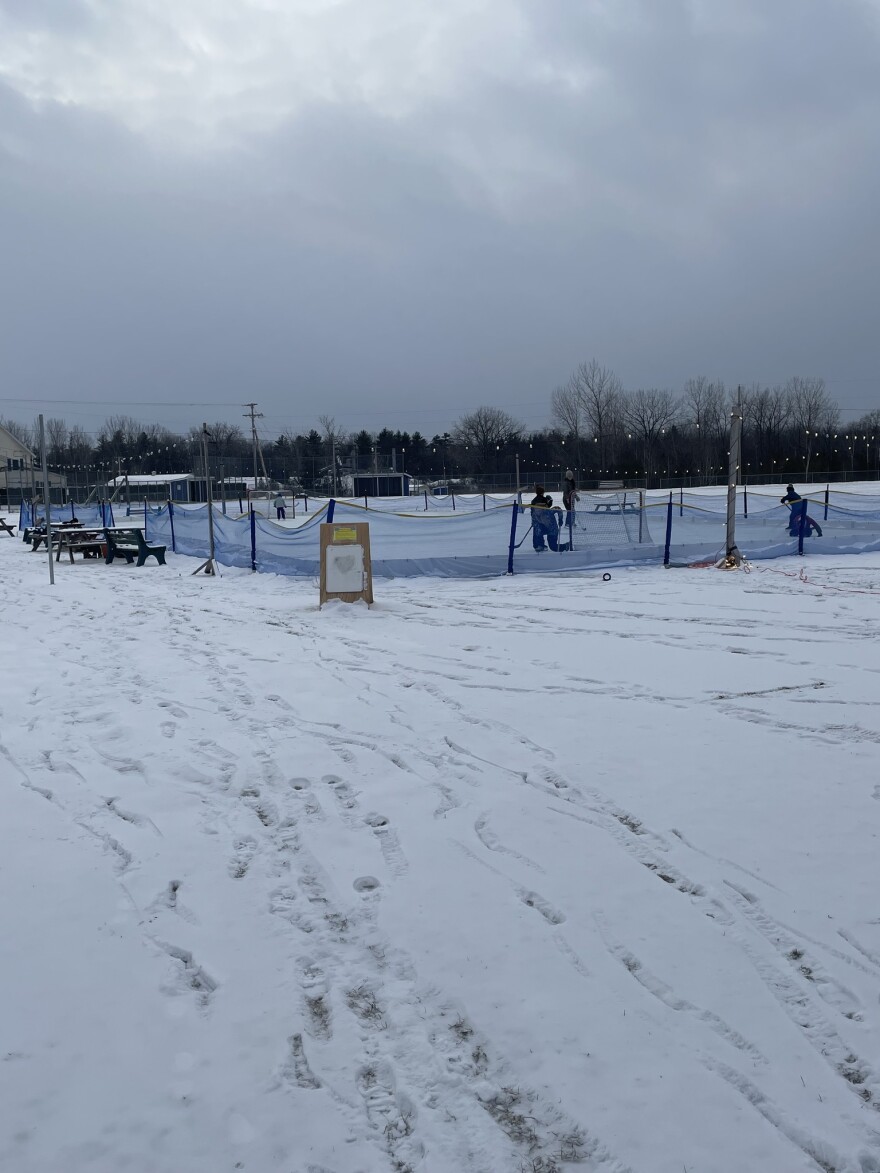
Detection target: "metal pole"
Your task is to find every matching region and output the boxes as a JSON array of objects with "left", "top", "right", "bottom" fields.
[
  {"left": 243, "top": 401, "right": 263, "bottom": 495},
  {"left": 515, "top": 453, "right": 520, "bottom": 497},
  {"left": 39, "top": 415, "right": 54, "bottom": 586},
  {"left": 191, "top": 425, "right": 218, "bottom": 575},
  {"left": 331, "top": 436, "right": 338, "bottom": 497},
  {"left": 724, "top": 392, "right": 743, "bottom": 565}
]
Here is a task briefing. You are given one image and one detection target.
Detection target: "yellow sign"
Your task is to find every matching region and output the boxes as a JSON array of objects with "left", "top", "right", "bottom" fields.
[{"left": 333, "top": 527, "right": 357, "bottom": 542}]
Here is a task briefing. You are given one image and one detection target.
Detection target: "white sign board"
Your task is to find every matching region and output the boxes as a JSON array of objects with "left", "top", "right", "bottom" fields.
[{"left": 325, "top": 543, "right": 365, "bottom": 594}]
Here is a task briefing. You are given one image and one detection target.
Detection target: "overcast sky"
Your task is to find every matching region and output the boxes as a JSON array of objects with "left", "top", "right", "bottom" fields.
[{"left": 1, "top": 0, "right": 879, "bottom": 440}]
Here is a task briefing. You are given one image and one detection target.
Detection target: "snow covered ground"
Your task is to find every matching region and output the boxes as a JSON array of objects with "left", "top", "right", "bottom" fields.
[{"left": 2, "top": 536, "right": 880, "bottom": 1173}]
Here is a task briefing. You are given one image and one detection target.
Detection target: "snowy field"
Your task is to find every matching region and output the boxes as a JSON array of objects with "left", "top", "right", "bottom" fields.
[{"left": 2, "top": 536, "right": 880, "bottom": 1173}]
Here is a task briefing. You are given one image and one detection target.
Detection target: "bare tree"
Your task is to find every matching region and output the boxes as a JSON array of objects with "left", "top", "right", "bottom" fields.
[
  {"left": 0, "top": 416, "right": 35, "bottom": 451},
  {"left": 784, "top": 376, "right": 838, "bottom": 474},
  {"left": 452, "top": 406, "right": 523, "bottom": 472},
  {"left": 317, "top": 415, "right": 344, "bottom": 445},
  {"left": 67, "top": 425, "right": 93, "bottom": 467},
  {"left": 682, "top": 377, "right": 727, "bottom": 479},
  {"left": 551, "top": 384, "right": 586, "bottom": 467},
  {"left": 622, "top": 389, "right": 678, "bottom": 479},
  {"left": 568, "top": 360, "right": 623, "bottom": 470},
  {"left": 45, "top": 418, "right": 69, "bottom": 466},
  {"left": 741, "top": 383, "right": 786, "bottom": 473}
]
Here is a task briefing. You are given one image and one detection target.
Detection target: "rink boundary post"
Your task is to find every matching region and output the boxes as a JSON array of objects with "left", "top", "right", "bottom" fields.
[{"left": 507, "top": 504, "right": 519, "bottom": 574}]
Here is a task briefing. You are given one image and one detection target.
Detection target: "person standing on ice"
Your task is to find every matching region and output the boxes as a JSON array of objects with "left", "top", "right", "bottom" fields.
[
  {"left": 560, "top": 470, "right": 579, "bottom": 551},
  {"left": 780, "top": 484, "right": 822, "bottom": 537},
  {"left": 273, "top": 493, "right": 286, "bottom": 520},
  {"left": 780, "top": 484, "right": 802, "bottom": 534},
  {"left": 530, "top": 485, "right": 558, "bottom": 552}
]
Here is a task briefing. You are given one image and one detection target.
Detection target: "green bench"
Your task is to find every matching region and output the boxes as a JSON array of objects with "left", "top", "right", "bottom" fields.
[{"left": 104, "top": 528, "right": 167, "bottom": 567}]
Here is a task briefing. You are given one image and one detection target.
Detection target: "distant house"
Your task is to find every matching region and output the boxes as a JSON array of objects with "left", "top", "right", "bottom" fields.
[
  {"left": 352, "top": 472, "right": 412, "bottom": 498},
  {"left": 106, "top": 474, "right": 195, "bottom": 503},
  {"left": 0, "top": 424, "right": 66, "bottom": 506}
]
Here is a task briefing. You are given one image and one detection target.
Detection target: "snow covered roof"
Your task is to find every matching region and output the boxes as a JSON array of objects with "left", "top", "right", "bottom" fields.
[{"left": 106, "top": 474, "right": 193, "bottom": 486}]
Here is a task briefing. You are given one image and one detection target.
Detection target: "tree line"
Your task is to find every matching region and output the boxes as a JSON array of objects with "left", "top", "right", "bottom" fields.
[{"left": 3, "top": 362, "right": 878, "bottom": 492}]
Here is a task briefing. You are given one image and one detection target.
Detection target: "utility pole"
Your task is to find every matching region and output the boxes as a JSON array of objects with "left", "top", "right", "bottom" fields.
[
  {"left": 193, "top": 423, "right": 218, "bottom": 576},
  {"left": 723, "top": 387, "right": 743, "bottom": 567},
  {"left": 243, "top": 402, "right": 263, "bottom": 493}
]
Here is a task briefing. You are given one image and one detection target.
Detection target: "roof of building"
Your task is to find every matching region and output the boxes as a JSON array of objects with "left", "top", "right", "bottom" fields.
[
  {"left": 0, "top": 423, "right": 34, "bottom": 457},
  {"left": 106, "top": 474, "right": 193, "bottom": 486}
]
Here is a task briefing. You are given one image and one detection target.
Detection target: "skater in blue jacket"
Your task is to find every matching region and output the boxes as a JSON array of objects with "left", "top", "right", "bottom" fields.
[{"left": 781, "top": 485, "right": 822, "bottom": 537}]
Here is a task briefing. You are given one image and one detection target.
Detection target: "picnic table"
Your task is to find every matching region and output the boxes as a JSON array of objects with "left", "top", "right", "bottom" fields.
[
  {"left": 28, "top": 520, "right": 79, "bottom": 551},
  {"left": 104, "top": 527, "right": 166, "bottom": 567},
  {"left": 592, "top": 501, "right": 639, "bottom": 514},
  {"left": 49, "top": 525, "right": 167, "bottom": 566},
  {"left": 54, "top": 526, "right": 108, "bottom": 562}
]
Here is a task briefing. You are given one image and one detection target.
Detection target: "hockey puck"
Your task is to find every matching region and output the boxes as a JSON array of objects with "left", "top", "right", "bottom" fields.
[{"left": 602, "top": 572, "right": 611, "bottom": 582}]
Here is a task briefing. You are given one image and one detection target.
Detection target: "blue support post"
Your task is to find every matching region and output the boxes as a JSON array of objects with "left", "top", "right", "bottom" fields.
[
  {"left": 424, "top": 490, "right": 428, "bottom": 511},
  {"left": 482, "top": 492, "right": 486, "bottom": 511},
  {"left": 70, "top": 501, "right": 75, "bottom": 521},
  {"left": 743, "top": 485, "right": 748, "bottom": 519},
  {"left": 451, "top": 491, "right": 456, "bottom": 511},
  {"left": 250, "top": 508, "right": 257, "bottom": 571},
  {"left": 168, "top": 500, "right": 176, "bottom": 552},
  {"left": 506, "top": 503, "right": 519, "bottom": 574},
  {"left": 327, "top": 499, "right": 336, "bottom": 523},
  {"left": 798, "top": 499, "right": 807, "bottom": 556},
  {"left": 663, "top": 492, "right": 673, "bottom": 566},
  {"left": 824, "top": 484, "right": 830, "bottom": 521},
  {"left": 679, "top": 487, "right": 683, "bottom": 517}
]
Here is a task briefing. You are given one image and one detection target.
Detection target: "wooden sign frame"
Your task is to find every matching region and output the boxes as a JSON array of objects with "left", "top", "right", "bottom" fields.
[{"left": 319, "top": 522, "right": 373, "bottom": 607}]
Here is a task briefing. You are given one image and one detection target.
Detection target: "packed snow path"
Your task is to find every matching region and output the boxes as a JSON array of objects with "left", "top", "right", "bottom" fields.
[{"left": 2, "top": 539, "right": 880, "bottom": 1173}]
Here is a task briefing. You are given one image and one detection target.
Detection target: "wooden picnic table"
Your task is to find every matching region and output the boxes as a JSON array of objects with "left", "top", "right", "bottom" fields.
[
  {"left": 103, "top": 526, "right": 166, "bottom": 566},
  {"left": 54, "top": 525, "right": 108, "bottom": 562},
  {"left": 592, "top": 501, "right": 639, "bottom": 514},
  {"left": 0, "top": 517, "right": 16, "bottom": 536}
]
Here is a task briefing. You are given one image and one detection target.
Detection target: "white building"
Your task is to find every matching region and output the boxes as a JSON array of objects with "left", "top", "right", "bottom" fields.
[{"left": 0, "top": 424, "right": 66, "bottom": 505}]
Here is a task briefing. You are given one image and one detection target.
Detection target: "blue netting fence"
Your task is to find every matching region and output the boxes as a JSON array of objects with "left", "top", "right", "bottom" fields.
[
  {"left": 140, "top": 487, "right": 880, "bottom": 578},
  {"left": 19, "top": 501, "right": 116, "bottom": 530}
]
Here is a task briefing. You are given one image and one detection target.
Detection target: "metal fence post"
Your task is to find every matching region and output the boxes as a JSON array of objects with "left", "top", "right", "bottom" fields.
[
  {"left": 506, "top": 504, "right": 519, "bottom": 574},
  {"left": 663, "top": 493, "right": 673, "bottom": 566}
]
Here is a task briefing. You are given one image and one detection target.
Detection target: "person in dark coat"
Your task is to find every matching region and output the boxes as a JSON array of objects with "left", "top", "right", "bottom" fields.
[
  {"left": 560, "top": 470, "right": 579, "bottom": 551},
  {"left": 780, "top": 484, "right": 823, "bottom": 537},
  {"left": 530, "top": 485, "right": 558, "bottom": 552}
]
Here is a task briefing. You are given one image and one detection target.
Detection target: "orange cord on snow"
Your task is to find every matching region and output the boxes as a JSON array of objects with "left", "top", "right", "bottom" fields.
[{"left": 751, "top": 563, "right": 880, "bottom": 596}]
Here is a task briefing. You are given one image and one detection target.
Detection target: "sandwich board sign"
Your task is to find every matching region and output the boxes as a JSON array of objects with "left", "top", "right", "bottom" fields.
[{"left": 320, "top": 522, "right": 373, "bottom": 607}]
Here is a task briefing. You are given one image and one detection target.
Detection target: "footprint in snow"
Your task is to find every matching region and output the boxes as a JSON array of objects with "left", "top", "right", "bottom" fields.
[{"left": 518, "top": 889, "right": 566, "bottom": 925}]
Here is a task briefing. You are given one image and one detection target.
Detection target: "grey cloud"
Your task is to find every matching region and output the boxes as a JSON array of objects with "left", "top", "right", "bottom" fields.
[{"left": 1, "top": 0, "right": 879, "bottom": 437}]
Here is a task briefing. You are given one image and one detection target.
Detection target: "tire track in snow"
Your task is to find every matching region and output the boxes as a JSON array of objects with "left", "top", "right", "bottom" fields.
[
  {"left": 529, "top": 768, "right": 880, "bottom": 1120},
  {"left": 594, "top": 915, "right": 767, "bottom": 1065}
]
